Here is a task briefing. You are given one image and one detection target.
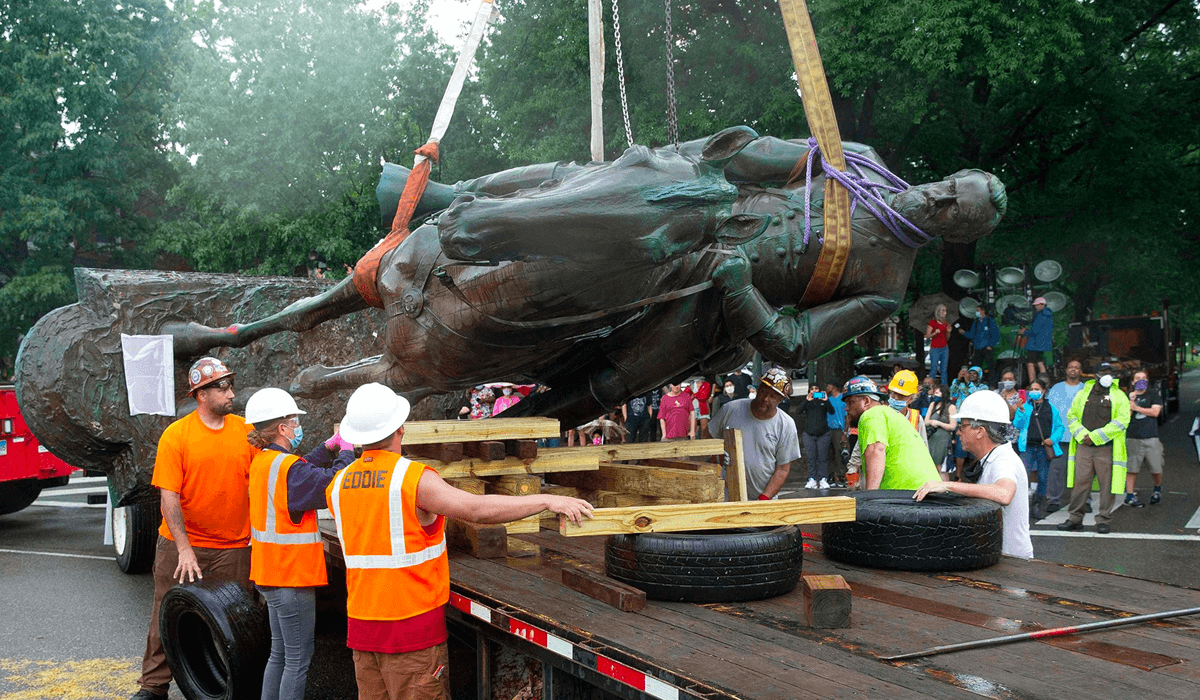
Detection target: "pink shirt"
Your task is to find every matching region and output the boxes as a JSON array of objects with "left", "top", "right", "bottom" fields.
[{"left": 659, "top": 393, "right": 692, "bottom": 439}]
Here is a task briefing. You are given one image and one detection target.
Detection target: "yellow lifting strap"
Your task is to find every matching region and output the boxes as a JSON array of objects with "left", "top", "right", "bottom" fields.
[{"left": 778, "top": 0, "right": 852, "bottom": 307}]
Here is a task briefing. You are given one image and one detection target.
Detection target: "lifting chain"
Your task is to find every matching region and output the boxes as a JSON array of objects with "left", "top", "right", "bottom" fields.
[
  {"left": 611, "top": 0, "right": 634, "bottom": 147},
  {"left": 664, "top": 0, "right": 678, "bottom": 147}
]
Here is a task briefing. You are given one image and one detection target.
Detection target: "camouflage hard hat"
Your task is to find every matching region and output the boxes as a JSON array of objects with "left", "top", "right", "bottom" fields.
[
  {"left": 843, "top": 375, "right": 887, "bottom": 400},
  {"left": 759, "top": 368, "right": 792, "bottom": 399},
  {"left": 188, "top": 357, "right": 235, "bottom": 395}
]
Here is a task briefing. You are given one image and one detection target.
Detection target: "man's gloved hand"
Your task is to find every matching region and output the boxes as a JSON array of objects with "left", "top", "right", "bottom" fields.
[
  {"left": 326, "top": 432, "right": 353, "bottom": 453},
  {"left": 712, "top": 256, "right": 752, "bottom": 293}
]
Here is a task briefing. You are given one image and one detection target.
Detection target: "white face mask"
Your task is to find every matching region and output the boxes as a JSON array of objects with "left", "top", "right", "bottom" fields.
[
  {"left": 724, "top": 386, "right": 735, "bottom": 395},
  {"left": 1099, "top": 374, "right": 1113, "bottom": 388},
  {"left": 748, "top": 390, "right": 757, "bottom": 400},
  {"left": 502, "top": 388, "right": 513, "bottom": 395}
]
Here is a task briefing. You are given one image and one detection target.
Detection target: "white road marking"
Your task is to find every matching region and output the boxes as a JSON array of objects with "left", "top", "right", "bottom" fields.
[
  {"left": 0, "top": 548, "right": 112, "bottom": 560},
  {"left": 1031, "top": 532, "right": 1200, "bottom": 540},
  {"left": 1033, "top": 493, "right": 1115, "bottom": 526},
  {"left": 27, "top": 500, "right": 106, "bottom": 509},
  {"left": 36, "top": 486, "right": 107, "bottom": 497},
  {"left": 1184, "top": 505, "right": 1200, "bottom": 530}
]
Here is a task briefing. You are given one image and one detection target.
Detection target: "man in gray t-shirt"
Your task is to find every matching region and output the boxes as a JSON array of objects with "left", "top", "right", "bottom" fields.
[{"left": 708, "top": 368, "right": 801, "bottom": 500}]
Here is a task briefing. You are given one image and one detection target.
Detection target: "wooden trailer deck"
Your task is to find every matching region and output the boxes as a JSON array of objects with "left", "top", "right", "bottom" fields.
[{"left": 431, "top": 527, "right": 1200, "bottom": 700}]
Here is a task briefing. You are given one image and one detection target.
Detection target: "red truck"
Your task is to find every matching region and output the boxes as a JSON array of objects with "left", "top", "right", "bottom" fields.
[{"left": 0, "top": 384, "right": 78, "bottom": 514}]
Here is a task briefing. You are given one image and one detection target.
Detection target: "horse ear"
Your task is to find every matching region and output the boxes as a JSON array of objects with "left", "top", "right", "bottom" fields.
[
  {"left": 714, "top": 213, "right": 770, "bottom": 245},
  {"left": 700, "top": 126, "right": 759, "bottom": 166}
]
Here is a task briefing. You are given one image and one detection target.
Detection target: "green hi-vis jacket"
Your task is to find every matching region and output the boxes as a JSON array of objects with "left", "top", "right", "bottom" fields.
[{"left": 1065, "top": 380, "right": 1129, "bottom": 494}]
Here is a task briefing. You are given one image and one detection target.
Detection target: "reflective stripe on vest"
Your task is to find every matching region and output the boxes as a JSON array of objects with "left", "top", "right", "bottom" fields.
[
  {"left": 252, "top": 453, "right": 321, "bottom": 545},
  {"left": 330, "top": 457, "right": 446, "bottom": 569}
]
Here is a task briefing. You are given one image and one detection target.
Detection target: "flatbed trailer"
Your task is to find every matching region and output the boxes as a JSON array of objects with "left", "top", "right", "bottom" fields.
[{"left": 320, "top": 522, "right": 1200, "bottom": 700}]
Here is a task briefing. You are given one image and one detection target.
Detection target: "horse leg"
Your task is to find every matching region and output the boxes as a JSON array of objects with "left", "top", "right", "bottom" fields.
[
  {"left": 163, "top": 275, "right": 368, "bottom": 358},
  {"left": 288, "top": 354, "right": 435, "bottom": 408}
]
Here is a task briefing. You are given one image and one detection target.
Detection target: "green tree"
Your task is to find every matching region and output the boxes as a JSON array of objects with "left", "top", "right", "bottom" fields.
[{"left": 0, "top": 0, "right": 183, "bottom": 369}]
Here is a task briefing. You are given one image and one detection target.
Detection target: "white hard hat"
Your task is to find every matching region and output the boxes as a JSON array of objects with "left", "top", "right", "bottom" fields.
[
  {"left": 956, "top": 390, "right": 1011, "bottom": 425},
  {"left": 244, "top": 387, "right": 306, "bottom": 426},
  {"left": 339, "top": 383, "right": 410, "bottom": 445}
]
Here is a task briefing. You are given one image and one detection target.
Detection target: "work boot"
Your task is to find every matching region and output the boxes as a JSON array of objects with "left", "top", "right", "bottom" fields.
[
  {"left": 1150, "top": 487, "right": 1162, "bottom": 505},
  {"left": 1058, "top": 520, "right": 1083, "bottom": 531},
  {"left": 129, "top": 690, "right": 168, "bottom": 700},
  {"left": 1096, "top": 523, "right": 1111, "bottom": 534},
  {"left": 1124, "top": 493, "right": 1146, "bottom": 508},
  {"left": 1045, "top": 501, "right": 1061, "bottom": 514}
]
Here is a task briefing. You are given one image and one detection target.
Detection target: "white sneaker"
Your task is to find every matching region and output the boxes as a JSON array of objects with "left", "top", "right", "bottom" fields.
[
  {"left": 805, "top": 478, "right": 818, "bottom": 489},
  {"left": 818, "top": 478, "right": 830, "bottom": 489}
]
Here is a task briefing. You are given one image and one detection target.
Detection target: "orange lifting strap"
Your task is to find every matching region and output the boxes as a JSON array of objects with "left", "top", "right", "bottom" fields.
[{"left": 778, "top": 0, "right": 852, "bottom": 307}]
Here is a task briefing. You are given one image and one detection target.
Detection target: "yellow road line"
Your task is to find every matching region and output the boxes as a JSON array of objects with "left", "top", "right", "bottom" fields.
[{"left": 0, "top": 658, "right": 139, "bottom": 700}]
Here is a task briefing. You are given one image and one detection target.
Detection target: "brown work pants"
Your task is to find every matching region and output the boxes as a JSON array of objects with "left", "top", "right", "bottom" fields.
[
  {"left": 828, "top": 429, "right": 846, "bottom": 481},
  {"left": 138, "top": 536, "right": 251, "bottom": 694},
  {"left": 1066, "top": 443, "right": 1116, "bottom": 526},
  {"left": 353, "top": 643, "right": 450, "bottom": 700}
]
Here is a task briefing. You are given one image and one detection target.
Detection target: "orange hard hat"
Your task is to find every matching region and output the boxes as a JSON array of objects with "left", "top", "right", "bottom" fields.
[{"left": 187, "top": 357, "right": 235, "bottom": 395}]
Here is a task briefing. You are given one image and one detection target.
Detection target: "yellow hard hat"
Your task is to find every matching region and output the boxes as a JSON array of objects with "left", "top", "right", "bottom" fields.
[{"left": 887, "top": 370, "right": 920, "bottom": 396}]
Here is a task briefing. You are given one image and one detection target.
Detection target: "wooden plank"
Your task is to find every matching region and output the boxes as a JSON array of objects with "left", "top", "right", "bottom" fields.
[
  {"left": 554, "top": 440, "right": 724, "bottom": 462},
  {"left": 561, "top": 497, "right": 856, "bottom": 536},
  {"left": 506, "top": 538, "right": 540, "bottom": 558},
  {"left": 803, "top": 575, "right": 852, "bottom": 629},
  {"left": 445, "top": 477, "right": 486, "bottom": 495},
  {"left": 403, "top": 417, "right": 561, "bottom": 445},
  {"left": 506, "top": 439, "right": 538, "bottom": 460},
  {"left": 551, "top": 463, "right": 720, "bottom": 502},
  {"left": 422, "top": 446, "right": 599, "bottom": 479},
  {"left": 485, "top": 475, "right": 541, "bottom": 497},
  {"left": 724, "top": 429, "right": 748, "bottom": 501},
  {"left": 463, "top": 440, "right": 505, "bottom": 461},
  {"left": 541, "top": 485, "right": 579, "bottom": 498},
  {"left": 561, "top": 567, "right": 647, "bottom": 612},
  {"left": 592, "top": 492, "right": 688, "bottom": 508},
  {"left": 445, "top": 519, "right": 507, "bottom": 559},
  {"left": 504, "top": 513, "right": 541, "bottom": 535},
  {"left": 639, "top": 457, "right": 721, "bottom": 474},
  {"left": 403, "top": 442, "right": 463, "bottom": 463}
]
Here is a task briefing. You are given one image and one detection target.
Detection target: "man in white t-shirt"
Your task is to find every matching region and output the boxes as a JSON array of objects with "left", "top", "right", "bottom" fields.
[
  {"left": 708, "top": 368, "right": 801, "bottom": 500},
  {"left": 913, "top": 390, "right": 1032, "bottom": 559}
]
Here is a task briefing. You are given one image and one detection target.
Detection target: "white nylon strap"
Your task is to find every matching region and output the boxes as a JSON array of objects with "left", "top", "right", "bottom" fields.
[{"left": 252, "top": 453, "right": 321, "bottom": 546}]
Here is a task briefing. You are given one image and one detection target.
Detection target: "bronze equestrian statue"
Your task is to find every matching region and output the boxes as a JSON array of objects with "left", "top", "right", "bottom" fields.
[{"left": 168, "top": 126, "right": 1006, "bottom": 427}]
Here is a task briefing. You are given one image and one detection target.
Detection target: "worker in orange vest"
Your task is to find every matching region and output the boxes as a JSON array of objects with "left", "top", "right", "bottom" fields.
[
  {"left": 245, "top": 388, "right": 355, "bottom": 700},
  {"left": 326, "top": 383, "right": 593, "bottom": 700}
]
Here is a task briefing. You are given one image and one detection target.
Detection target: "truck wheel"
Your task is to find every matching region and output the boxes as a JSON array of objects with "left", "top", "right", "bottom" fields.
[
  {"left": 113, "top": 501, "right": 161, "bottom": 574},
  {"left": 0, "top": 479, "right": 42, "bottom": 515},
  {"left": 605, "top": 526, "right": 804, "bottom": 603},
  {"left": 822, "top": 490, "right": 1002, "bottom": 571},
  {"left": 159, "top": 580, "right": 269, "bottom": 700}
]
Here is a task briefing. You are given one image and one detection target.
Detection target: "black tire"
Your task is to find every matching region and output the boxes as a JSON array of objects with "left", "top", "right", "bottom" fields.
[
  {"left": 0, "top": 479, "right": 42, "bottom": 515},
  {"left": 605, "top": 526, "right": 804, "bottom": 603},
  {"left": 113, "top": 500, "right": 161, "bottom": 574},
  {"left": 160, "top": 580, "right": 269, "bottom": 700},
  {"left": 822, "top": 490, "right": 1002, "bottom": 571}
]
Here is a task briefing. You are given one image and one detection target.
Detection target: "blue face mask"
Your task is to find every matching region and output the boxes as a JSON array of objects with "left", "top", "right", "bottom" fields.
[
  {"left": 288, "top": 424, "right": 304, "bottom": 450},
  {"left": 888, "top": 398, "right": 908, "bottom": 412},
  {"left": 1028, "top": 391, "right": 1043, "bottom": 401}
]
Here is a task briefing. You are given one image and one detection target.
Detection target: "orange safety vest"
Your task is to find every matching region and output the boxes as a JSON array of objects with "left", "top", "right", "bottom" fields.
[
  {"left": 249, "top": 450, "right": 327, "bottom": 588},
  {"left": 905, "top": 408, "right": 921, "bottom": 432},
  {"left": 326, "top": 450, "right": 448, "bottom": 621}
]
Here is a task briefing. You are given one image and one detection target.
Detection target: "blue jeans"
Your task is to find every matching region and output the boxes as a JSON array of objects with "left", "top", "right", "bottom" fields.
[
  {"left": 1022, "top": 447, "right": 1050, "bottom": 498},
  {"left": 929, "top": 346, "right": 949, "bottom": 385},
  {"left": 258, "top": 585, "right": 317, "bottom": 700}
]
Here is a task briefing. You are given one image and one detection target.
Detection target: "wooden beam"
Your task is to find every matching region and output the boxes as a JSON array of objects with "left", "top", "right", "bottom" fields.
[
  {"left": 422, "top": 446, "right": 599, "bottom": 479},
  {"left": 505, "top": 439, "right": 538, "bottom": 460},
  {"left": 403, "top": 442, "right": 463, "bottom": 463},
  {"left": 559, "top": 496, "right": 856, "bottom": 537},
  {"left": 803, "top": 574, "right": 852, "bottom": 629},
  {"left": 724, "top": 429, "right": 749, "bottom": 501},
  {"left": 463, "top": 440, "right": 506, "bottom": 461},
  {"left": 402, "top": 417, "right": 561, "bottom": 445},
  {"left": 553, "top": 439, "right": 724, "bottom": 463},
  {"left": 552, "top": 463, "right": 720, "bottom": 502},
  {"left": 561, "top": 567, "right": 646, "bottom": 612},
  {"left": 639, "top": 457, "right": 721, "bottom": 474},
  {"left": 504, "top": 514, "right": 541, "bottom": 535},
  {"left": 485, "top": 475, "right": 541, "bottom": 497},
  {"left": 445, "top": 477, "right": 486, "bottom": 495},
  {"left": 446, "top": 519, "right": 507, "bottom": 559}
]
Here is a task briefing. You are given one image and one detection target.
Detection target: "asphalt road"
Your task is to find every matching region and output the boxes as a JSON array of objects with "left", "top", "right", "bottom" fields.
[{"left": 3, "top": 371, "right": 1200, "bottom": 699}]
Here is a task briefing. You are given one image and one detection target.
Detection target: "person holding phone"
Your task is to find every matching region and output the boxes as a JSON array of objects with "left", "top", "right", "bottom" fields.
[{"left": 801, "top": 385, "right": 836, "bottom": 489}]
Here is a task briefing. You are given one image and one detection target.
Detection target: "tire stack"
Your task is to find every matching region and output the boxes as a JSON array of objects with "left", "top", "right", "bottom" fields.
[{"left": 605, "top": 526, "right": 804, "bottom": 603}]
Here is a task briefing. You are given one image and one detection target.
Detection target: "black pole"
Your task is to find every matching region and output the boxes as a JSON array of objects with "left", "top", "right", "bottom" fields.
[{"left": 881, "top": 606, "right": 1200, "bottom": 662}]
